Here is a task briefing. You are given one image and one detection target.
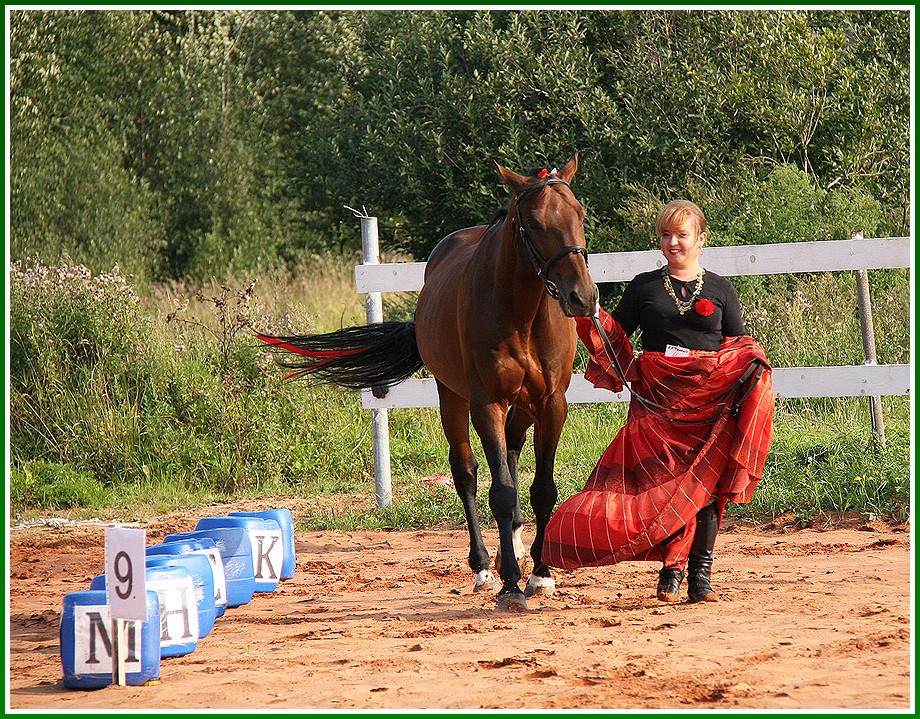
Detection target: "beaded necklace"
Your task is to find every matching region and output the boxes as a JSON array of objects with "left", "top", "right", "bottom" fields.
[{"left": 661, "top": 267, "right": 705, "bottom": 315}]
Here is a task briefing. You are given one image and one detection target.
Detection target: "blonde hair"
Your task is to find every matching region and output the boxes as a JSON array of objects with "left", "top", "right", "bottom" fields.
[{"left": 656, "top": 200, "right": 707, "bottom": 237}]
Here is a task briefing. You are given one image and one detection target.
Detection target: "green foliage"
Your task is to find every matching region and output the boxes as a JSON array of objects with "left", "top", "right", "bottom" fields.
[
  {"left": 11, "top": 461, "right": 107, "bottom": 510},
  {"left": 9, "top": 9, "right": 323, "bottom": 282},
  {"left": 6, "top": 7, "right": 913, "bottom": 526},
  {"left": 613, "top": 162, "right": 886, "bottom": 260},
  {"left": 9, "top": 259, "right": 156, "bottom": 478},
  {"left": 730, "top": 397, "right": 910, "bottom": 524},
  {"left": 8, "top": 257, "right": 377, "bottom": 503},
  {"left": 10, "top": 257, "right": 148, "bottom": 381},
  {"left": 10, "top": 11, "right": 166, "bottom": 284},
  {"left": 737, "top": 269, "right": 909, "bottom": 368},
  {"left": 319, "top": 10, "right": 626, "bottom": 257},
  {"left": 8, "top": 9, "right": 910, "bottom": 279},
  {"left": 606, "top": 11, "right": 906, "bottom": 229},
  {"left": 704, "top": 164, "right": 883, "bottom": 247}
]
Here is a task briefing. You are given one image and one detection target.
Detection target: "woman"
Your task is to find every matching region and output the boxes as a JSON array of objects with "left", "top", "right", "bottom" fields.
[{"left": 542, "top": 200, "right": 775, "bottom": 604}]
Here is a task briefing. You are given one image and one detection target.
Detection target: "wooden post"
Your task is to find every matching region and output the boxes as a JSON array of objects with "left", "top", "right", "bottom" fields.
[
  {"left": 112, "top": 618, "right": 127, "bottom": 686},
  {"left": 852, "top": 231, "right": 886, "bottom": 448}
]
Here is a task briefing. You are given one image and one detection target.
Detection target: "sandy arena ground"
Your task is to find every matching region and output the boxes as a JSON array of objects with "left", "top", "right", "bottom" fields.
[{"left": 7, "top": 497, "right": 913, "bottom": 712}]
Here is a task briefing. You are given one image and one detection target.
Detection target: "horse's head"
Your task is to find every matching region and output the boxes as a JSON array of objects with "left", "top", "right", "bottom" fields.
[{"left": 494, "top": 154, "right": 599, "bottom": 318}]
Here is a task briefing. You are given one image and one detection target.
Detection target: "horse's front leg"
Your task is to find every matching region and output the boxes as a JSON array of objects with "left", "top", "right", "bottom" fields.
[
  {"left": 470, "top": 400, "right": 528, "bottom": 612},
  {"left": 500, "top": 406, "right": 533, "bottom": 575},
  {"left": 525, "top": 393, "right": 566, "bottom": 598}
]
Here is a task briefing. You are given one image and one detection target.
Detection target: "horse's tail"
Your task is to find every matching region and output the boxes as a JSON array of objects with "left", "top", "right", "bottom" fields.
[{"left": 256, "top": 322, "right": 423, "bottom": 390}]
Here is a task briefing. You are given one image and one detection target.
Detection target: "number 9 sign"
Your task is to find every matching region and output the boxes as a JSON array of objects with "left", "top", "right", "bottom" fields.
[{"left": 105, "top": 526, "right": 147, "bottom": 620}]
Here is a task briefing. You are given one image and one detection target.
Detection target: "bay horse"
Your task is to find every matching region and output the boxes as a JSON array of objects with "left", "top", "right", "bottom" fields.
[{"left": 258, "top": 156, "right": 598, "bottom": 611}]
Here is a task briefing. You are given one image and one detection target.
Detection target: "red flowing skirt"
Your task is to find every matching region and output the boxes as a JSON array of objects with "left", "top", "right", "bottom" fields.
[{"left": 542, "top": 309, "right": 775, "bottom": 570}]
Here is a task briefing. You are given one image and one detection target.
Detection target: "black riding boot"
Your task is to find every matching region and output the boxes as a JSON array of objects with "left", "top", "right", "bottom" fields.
[
  {"left": 656, "top": 528, "right": 685, "bottom": 603},
  {"left": 687, "top": 502, "right": 719, "bottom": 603},
  {"left": 656, "top": 567, "right": 685, "bottom": 603}
]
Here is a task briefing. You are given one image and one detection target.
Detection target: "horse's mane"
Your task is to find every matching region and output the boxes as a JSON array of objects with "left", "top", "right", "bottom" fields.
[
  {"left": 485, "top": 208, "right": 508, "bottom": 230},
  {"left": 517, "top": 174, "right": 559, "bottom": 203}
]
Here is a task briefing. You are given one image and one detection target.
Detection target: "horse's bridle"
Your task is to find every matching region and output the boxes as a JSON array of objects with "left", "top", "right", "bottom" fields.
[{"left": 512, "top": 177, "right": 589, "bottom": 301}]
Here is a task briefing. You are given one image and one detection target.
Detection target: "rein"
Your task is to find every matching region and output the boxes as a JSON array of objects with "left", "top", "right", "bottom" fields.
[
  {"left": 590, "top": 314, "right": 764, "bottom": 426},
  {"left": 512, "top": 177, "right": 589, "bottom": 301}
]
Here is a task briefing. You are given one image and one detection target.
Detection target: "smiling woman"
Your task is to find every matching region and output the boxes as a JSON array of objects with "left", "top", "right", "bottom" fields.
[
  {"left": 614, "top": 202, "right": 746, "bottom": 354},
  {"left": 542, "top": 199, "right": 774, "bottom": 607},
  {"left": 658, "top": 199, "right": 708, "bottom": 280}
]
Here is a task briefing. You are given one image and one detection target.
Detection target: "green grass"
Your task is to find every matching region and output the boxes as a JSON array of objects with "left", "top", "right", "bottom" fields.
[
  {"left": 8, "top": 256, "right": 912, "bottom": 529},
  {"left": 731, "top": 396, "right": 911, "bottom": 525}
]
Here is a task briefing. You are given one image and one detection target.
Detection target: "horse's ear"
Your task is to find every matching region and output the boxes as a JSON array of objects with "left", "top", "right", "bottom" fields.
[
  {"left": 494, "top": 160, "right": 529, "bottom": 192},
  {"left": 558, "top": 153, "right": 579, "bottom": 183}
]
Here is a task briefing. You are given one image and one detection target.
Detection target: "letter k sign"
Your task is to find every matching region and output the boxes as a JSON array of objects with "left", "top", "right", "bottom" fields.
[{"left": 255, "top": 534, "right": 279, "bottom": 580}]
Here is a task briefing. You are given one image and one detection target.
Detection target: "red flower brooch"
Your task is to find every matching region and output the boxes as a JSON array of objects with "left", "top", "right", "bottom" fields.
[{"left": 695, "top": 298, "right": 715, "bottom": 316}]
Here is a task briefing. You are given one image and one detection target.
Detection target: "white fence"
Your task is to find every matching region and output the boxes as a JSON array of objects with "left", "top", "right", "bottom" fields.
[{"left": 351, "top": 228, "right": 912, "bottom": 505}]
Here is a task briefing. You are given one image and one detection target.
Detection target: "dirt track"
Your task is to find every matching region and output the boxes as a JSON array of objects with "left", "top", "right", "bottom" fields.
[{"left": 7, "top": 497, "right": 913, "bottom": 711}]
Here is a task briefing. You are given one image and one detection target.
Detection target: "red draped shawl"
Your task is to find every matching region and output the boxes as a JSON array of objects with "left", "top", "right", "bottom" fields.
[{"left": 542, "top": 309, "right": 775, "bottom": 570}]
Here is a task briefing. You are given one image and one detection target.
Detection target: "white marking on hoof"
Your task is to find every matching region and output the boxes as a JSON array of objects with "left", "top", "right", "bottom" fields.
[
  {"left": 496, "top": 592, "right": 529, "bottom": 613},
  {"left": 473, "top": 570, "right": 500, "bottom": 593},
  {"left": 494, "top": 527, "right": 527, "bottom": 575},
  {"left": 512, "top": 526, "right": 526, "bottom": 561},
  {"left": 525, "top": 574, "right": 556, "bottom": 598}
]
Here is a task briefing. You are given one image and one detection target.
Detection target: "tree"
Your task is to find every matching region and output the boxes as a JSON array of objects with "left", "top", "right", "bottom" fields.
[
  {"left": 314, "top": 10, "right": 625, "bottom": 258},
  {"left": 9, "top": 9, "right": 909, "bottom": 276},
  {"left": 10, "top": 10, "right": 164, "bottom": 282}
]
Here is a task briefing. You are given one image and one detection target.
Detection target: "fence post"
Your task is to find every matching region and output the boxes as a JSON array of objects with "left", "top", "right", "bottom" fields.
[
  {"left": 355, "top": 210, "right": 393, "bottom": 507},
  {"left": 852, "top": 231, "right": 886, "bottom": 448}
]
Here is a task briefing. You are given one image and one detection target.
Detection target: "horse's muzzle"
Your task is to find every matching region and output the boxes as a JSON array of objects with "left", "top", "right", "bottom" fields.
[{"left": 559, "top": 282, "right": 599, "bottom": 318}]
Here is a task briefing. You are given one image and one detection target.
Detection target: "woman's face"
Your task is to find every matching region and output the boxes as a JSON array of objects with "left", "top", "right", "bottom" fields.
[{"left": 660, "top": 218, "right": 705, "bottom": 269}]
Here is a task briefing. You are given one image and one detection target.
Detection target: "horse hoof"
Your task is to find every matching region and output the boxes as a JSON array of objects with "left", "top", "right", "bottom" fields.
[
  {"left": 473, "top": 570, "right": 501, "bottom": 593},
  {"left": 525, "top": 575, "right": 556, "bottom": 598},
  {"left": 495, "top": 592, "right": 529, "bottom": 613}
]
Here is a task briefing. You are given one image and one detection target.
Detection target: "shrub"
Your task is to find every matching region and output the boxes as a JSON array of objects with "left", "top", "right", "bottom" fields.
[
  {"left": 10, "top": 257, "right": 149, "bottom": 384},
  {"left": 11, "top": 461, "right": 107, "bottom": 510}
]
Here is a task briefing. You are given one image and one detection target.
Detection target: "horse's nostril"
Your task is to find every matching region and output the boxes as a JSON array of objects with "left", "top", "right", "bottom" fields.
[
  {"left": 569, "top": 290, "right": 581, "bottom": 307},
  {"left": 567, "top": 288, "right": 594, "bottom": 316}
]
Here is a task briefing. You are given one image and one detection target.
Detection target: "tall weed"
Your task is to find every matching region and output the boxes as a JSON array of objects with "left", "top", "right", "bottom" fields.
[
  {"left": 10, "top": 258, "right": 152, "bottom": 473},
  {"left": 737, "top": 269, "right": 909, "bottom": 367}
]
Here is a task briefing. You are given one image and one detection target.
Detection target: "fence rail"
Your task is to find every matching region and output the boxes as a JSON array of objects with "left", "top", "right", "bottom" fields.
[
  {"left": 352, "top": 229, "right": 912, "bottom": 506},
  {"left": 356, "top": 236, "right": 912, "bottom": 410},
  {"left": 355, "top": 236, "right": 912, "bottom": 293},
  {"left": 360, "top": 363, "right": 912, "bottom": 410}
]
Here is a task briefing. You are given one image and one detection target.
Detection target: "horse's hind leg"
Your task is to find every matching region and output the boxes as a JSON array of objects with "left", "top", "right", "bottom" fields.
[{"left": 436, "top": 382, "right": 498, "bottom": 593}]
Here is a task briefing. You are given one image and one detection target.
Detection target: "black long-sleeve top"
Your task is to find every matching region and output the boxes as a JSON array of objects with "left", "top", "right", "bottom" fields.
[{"left": 611, "top": 269, "right": 747, "bottom": 352}]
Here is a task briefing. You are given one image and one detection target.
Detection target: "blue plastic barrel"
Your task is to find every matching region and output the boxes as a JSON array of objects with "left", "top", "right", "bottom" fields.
[
  {"left": 147, "top": 539, "right": 227, "bottom": 617},
  {"left": 92, "top": 565, "right": 199, "bottom": 657},
  {"left": 164, "top": 528, "right": 255, "bottom": 608},
  {"left": 228, "top": 509, "right": 296, "bottom": 579},
  {"left": 60, "top": 589, "right": 160, "bottom": 689},
  {"left": 195, "top": 516, "right": 283, "bottom": 592},
  {"left": 145, "top": 554, "right": 216, "bottom": 639}
]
